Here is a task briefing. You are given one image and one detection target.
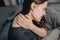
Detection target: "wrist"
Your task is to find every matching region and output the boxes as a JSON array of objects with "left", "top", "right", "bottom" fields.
[{"left": 29, "top": 24, "right": 37, "bottom": 30}]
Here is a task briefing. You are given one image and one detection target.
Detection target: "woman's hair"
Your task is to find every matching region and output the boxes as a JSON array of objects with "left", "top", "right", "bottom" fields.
[{"left": 20, "top": 0, "right": 48, "bottom": 15}]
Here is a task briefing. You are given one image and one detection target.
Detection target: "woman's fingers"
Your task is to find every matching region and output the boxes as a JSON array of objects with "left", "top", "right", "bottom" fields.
[
  {"left": 16, "top": 16, "right": 28, "bottom": 29},
  {"left": 18, "top": 14, "right": 30, "bottom": 23},
  {"left": 17, "top": 20, "right": 23, "bottom": 27},
  {"left": 17, "top": 15, "right": 24, "bottom": 23},
  {"left": 19, "top": 14, "right": 28, "bottom": 20},
  {"left": 16, "top": 17, "right": 23, "bottom": 26}
]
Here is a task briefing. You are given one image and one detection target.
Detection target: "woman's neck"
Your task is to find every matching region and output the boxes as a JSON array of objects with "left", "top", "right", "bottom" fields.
[{"left": 25, "top": 10, "right": 33, "bottom": 20}]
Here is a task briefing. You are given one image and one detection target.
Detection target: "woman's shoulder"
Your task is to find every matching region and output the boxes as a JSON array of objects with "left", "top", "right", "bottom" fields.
[{"left": 12, "top": 13, "right": 21, "bottom": 28}]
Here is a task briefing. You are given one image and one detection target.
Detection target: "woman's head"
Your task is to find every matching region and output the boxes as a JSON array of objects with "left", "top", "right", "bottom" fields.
[
  {"left": 20, "top": 0, "right": 48, "bottom": 22},
  {"left": 21, "top": 0, "right": 48, "bottom": 15}
]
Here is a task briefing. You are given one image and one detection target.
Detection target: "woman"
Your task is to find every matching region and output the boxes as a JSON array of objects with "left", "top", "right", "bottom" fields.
[
  {"left": 13, "top": 0, "right": 47, "bottom": 37},
  {"left": 8, "top": 0, "right": 60, "bottom": 40},
  {"left": 9, "top": 0, "right": 47, "bottom": 40}
]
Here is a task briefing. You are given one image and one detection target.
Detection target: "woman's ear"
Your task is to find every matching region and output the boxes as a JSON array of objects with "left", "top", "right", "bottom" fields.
[{"left": 31, "top": 2, "right": 35, "bottom": 10}]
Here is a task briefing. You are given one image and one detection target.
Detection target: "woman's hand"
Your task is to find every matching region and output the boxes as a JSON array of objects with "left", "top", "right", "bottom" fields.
[
  {"left": 16, "top": 14, "right": 47, "bottom": 38},
  {"left": 16, "top": 14, "right": 34, "bottom": 29}
]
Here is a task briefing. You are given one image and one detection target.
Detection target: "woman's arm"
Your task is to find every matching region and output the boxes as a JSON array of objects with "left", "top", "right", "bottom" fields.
[
  {"left": 29, "top": 24, "right": 47, "bottom": 38},
  {"left": 14, "top": 14, "right": 47, "bottom": 38}
]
